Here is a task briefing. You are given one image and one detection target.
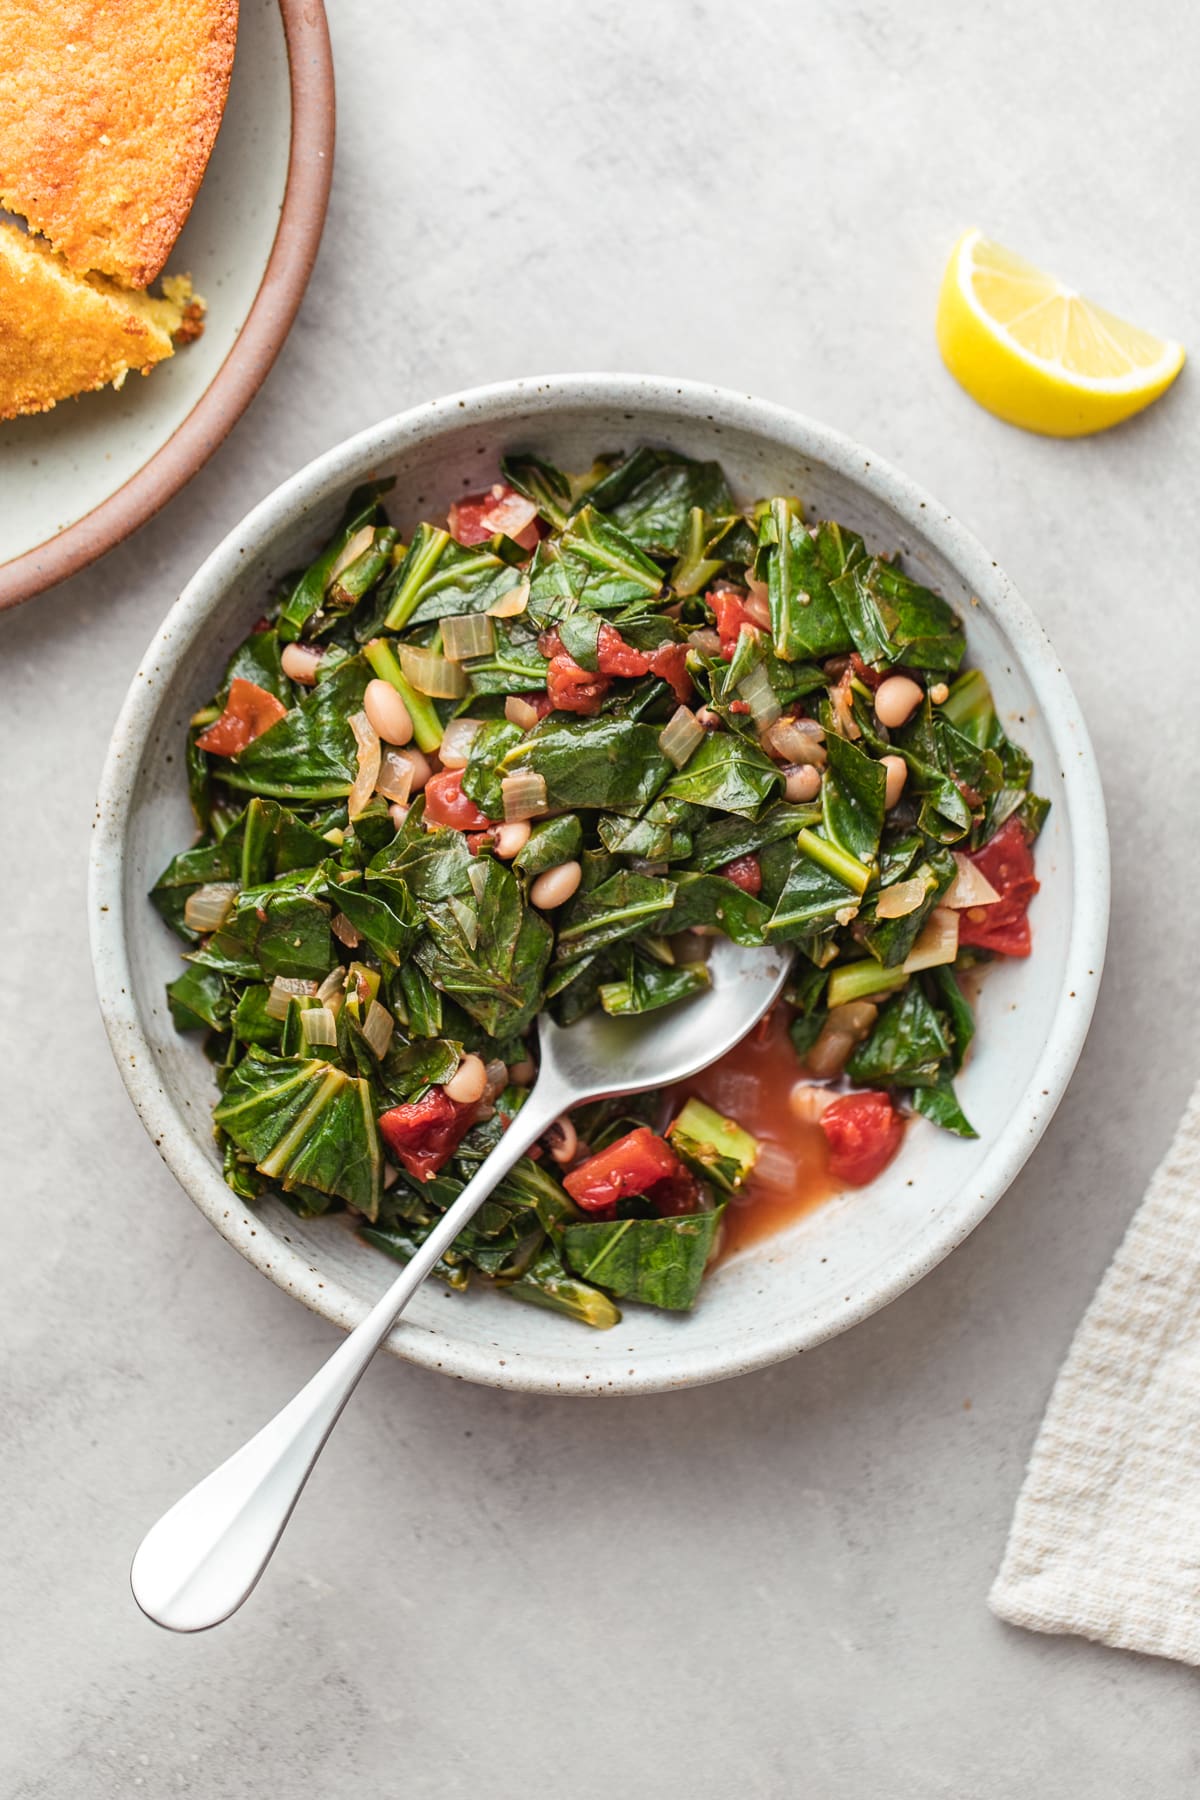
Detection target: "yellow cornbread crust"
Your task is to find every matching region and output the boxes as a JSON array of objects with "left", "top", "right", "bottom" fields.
[
  {"left": 0, "top": 0, "right": 238, "bottom": 287},
  {"left": 0, "top": 223, "right": 201, "bottom": 419}
]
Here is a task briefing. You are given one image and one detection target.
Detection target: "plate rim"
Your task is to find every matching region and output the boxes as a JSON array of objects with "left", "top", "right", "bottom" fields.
[
  {"left": 89, "top": 373, "right": 1111, "bottom": 1396},
  {"left": 0, "top": 0, "right": 335, "bottom": 613}
]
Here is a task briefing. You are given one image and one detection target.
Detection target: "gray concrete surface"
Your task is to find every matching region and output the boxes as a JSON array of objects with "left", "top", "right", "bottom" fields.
[{"left": 3, "top": 1, "right": 1198, "bottom": 1793}]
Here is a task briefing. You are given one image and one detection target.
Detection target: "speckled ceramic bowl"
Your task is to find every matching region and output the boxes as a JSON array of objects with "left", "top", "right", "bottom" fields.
[{"left": 90, "top": 375, "right": 1109, "bottom": 1395}]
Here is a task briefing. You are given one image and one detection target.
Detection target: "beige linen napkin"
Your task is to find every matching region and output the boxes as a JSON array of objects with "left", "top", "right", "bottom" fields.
[{"left": 990, "top": 1079, "right": 1200, "bottom": 1664}]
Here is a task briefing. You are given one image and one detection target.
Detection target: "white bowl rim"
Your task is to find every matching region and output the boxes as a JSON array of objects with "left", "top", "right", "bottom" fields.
[{"left": 90, "top": 372, "right": 1110, "bottom": 1396}]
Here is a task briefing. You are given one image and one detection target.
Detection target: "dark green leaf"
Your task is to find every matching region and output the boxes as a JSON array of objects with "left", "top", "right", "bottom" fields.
[
  {"left": 757, "top": 499, "right": 856, "bottom": 660},
  {"left": 414, "top": 858, "right": 552, "bottom": 1036},
  {"left": 554, "top": 870, "right": 677, "bottom": 964},
  {"left": 846, "top": 984, "right": 951, "bottom": 1088},
  {"left": 563, "top": 1208, "right": 724, "bottom": 1311},
  {"left": 218, "top": 657, "right": 371, "bottom": 802},
  {"left": 502, "top": 715, "right": 670, "bottom": 815},
  {"left": 660, "top": 731, "right": 781, "bottom": 818}
]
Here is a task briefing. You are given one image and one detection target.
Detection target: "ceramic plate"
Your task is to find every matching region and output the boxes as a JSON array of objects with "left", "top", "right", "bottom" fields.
[{"left": 0, "top": 0, "right": 334, "bottom": 610}]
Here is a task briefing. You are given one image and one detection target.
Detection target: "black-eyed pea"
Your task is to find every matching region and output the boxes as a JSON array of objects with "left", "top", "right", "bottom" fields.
[
  {"left": 281, "top": 643, "right": 323, "bottom": 685},
  {"left": 530, "top": 860, "right": 582, "bottom": 910},
  {"left": 363, "top": 678, "right": 415, "bottom": 746},
  {"left": 874, "top": 675, "right": 924, "bottom": 730},
  {"left": 784, "top": 763, "right": 822, "bottom": 802},
  {"left": 494, "top": 820, "right": 531, "bottom": 859},
  {"left": 881, "top": 753, "right": 908, "bottom": 809},
  {"left": 444, "top": 1053, "right": 487, "bottom": 1106}
]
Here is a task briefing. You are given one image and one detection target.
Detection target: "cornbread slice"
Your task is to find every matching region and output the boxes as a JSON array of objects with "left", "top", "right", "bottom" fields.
[
  {"left": 0, "top": 0, "right": 238, "bottom": 287},
  {"left": 0, "top": 223, "right": 201, "bottom": 419}
]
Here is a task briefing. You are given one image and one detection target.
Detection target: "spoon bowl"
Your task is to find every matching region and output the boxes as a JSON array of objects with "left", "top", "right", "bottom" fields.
[{"left": 535, "top": 936, "right": 792, "bottom": 1111}]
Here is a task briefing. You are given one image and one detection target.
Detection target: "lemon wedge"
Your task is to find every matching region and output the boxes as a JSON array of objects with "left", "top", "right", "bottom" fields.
[{"left": 936, "top": 229, "right": 1184, "bottom": 436}]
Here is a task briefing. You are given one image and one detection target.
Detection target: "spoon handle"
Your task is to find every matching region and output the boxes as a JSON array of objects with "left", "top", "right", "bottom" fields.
[{"left": 130, "top": 1084, "right": 566, "bottom": 1633}]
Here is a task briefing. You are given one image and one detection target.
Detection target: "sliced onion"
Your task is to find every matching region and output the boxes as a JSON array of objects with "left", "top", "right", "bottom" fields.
[
  {"left": 737, "top": 661, "right": 781, "bottom": 729},
  {"left": 753, "top": 1141, "right": 793, "bottom": 1194},
  {"left": 742, "top": 592, "right": 772, "bottom": 631},
  {"left": 300, "top": 1004, "right": 338, "bottom": 1048},
  {"left": 903, "top": 906, "right": 960, "bottom": 972},
  {"left": 399, "top": 644, "right": 468, "bottom": 699},
  {"left": 484, "top": 1058, "right": 509, "bottom": 1101},
  {"left": 442, "top": 613, "right": 495, "bottom": 661},
  {"left": 658, "top": 705, "right": 705, "bottom": 769},
  {"left": 331, "top": 911, "right": 362, "bottom": 949},
  {"left": 362, "top": 999, "right": 394, "bottom": 1059},
  {"left": 317, "top": 967, "right": 346, "bottom": 1006},
  {"left": 487, "top": 576, "right": 530, "bottom": 618},
  {"left": 266, "top": 975, "right": 319, "bottom": 1021},
  {"left": 467, "top": 860, "right": 489, "bottom": 902},
  {"left": 767, "top": 715, "right": 826, "bottom": 767},
  {"left": 501, "top": 769, "right": 548, "bottom": 822},
  {"left": 744, "top": 566, "right": 770, "bottom": 605},
  {"left": 829, "top": 677, "right": 862, "bottom": 741},
  {"left": 504, "top": 694, "right": 540, "bottom": 730},
  {"left": 438, "top": 717, "right": 484, "bottom": 769},
  {"left": 688, "top": 626, "right": 723, "bottom": 657},
  {"left": 376, "top": 747, "right": 414, "bottom": 804},
  {"left": 326, "top": 525, "right": 376, "bottom": 587},
  {"left": 348, "top": 710, "right": 381, "bottom": 818},
  {"left": 943, "top": 852, "right": 1001, "bottom": 910},
  {"left": 183, "top": 880, "right": 238, "bottom": 933},
  {"left": 875, "top": 875, "right": 927, "bottom": 920}
]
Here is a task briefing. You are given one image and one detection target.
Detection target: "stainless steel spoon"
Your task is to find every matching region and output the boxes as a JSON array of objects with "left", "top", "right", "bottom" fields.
[{"left": 131, "top": 937, "right": 791, "bottom": 1632}]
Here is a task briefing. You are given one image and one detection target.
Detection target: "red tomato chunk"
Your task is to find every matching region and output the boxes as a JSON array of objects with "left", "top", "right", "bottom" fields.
[
  {"left": 957, "top": 818, "right": 1039, "bottom": 958},
  {"left": 378, "top": 1088, "right": 477, "bottom": 1182},
  {"left": 194, "top": 678, "right": 287, "bottom": 756},
  {"left": 563, "top": 1127, "right": 697, "bottom": 1214},
  {"left": 819, "top": 1091, "right": 904, "bottom": 1187},
  {"left": 707, "top": 588, "right": 758, "bottom": 660},
  {"left": 423, "top": 768, "right": 493, "bottom": 831},
  {"left": 546, "top": 654, "right": 611, "bottom": 715},
  {"left": 448, "top": 483, "right": 541, "bottom": 551},
  {"left": 718, "top": 854, "right": 762, "bottom": 896}
]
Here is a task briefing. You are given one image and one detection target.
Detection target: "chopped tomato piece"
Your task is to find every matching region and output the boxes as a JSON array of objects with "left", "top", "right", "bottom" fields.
[
  {"left": 379, "top": 1088, "right": 477, "bottom": 1182},
  {"left": 647, "top": 640, "right": 693, "bottom": 703},
  {"left": 423, "top": 768, "right": 493, "bottom": 831},
  {"left": 596, "top": 622, "right": 650, "bottom": 678},
  {"left": 819, "top": 1091, "right": 904, "bottom": 1187},
  {"left": 718, "top": 854, "right": 762, "bottom": 896},
  {"left": 707, "top": 588, "right": 758, "bottom": 660},
  {"left": 448, "top": 483, "right": 541, "bottom": 551},
  {"left": 563, "top": 1126, "right": 696, "bottom": 1214},
  {"left": 849, "top": 652, "right": 883, "bottom": 692},
  {"left": 194, "top": 678, "right": 287, "bottom": 756},
  {"left": 546, "top": 654, "right": 611, "bottom": 715},
  {"left": 957, "top": 819, "right": 1038, "bottom": 957}
]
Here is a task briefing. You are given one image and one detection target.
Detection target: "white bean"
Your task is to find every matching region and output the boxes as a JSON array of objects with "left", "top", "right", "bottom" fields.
[
  {"left": 547, "top": 1116, "right": 578, "bottom": 1165},
  {"left": 504, "top": 695, "right": 540, "bottom": 730},
  {"left": 397, "top": 747, "right": 433, "bottom": 792},
  {"left": 789, "top": 1083, "right": 834, "bottom": 1125},
  {"left": 388, "top": 802, "right": 410, "bottom": 830},
  {"left": 742, "top": 592, "right": 772, "bottom": 630},
  {"left": 444, "top": 1052, "right": 487, "bottom": 1105},
  {"left": 363, "top": 678, "right": 414, "bottom": 746},
  {"left": 508, "top": 1057, "right": 537, "bottom": 1086},
  {"left": 494, "top": 819, "right": 531, "bottom": 859},
  {"left": 874, "top": 675, "right": 924, "bottom": 730},
  {"left": 881, "top": 753, "right": 908, "bottom": 809},
  {"left": 530, "top": 859, "right": 581, "bottom": 910},
  {"left": 280, "top": 643, "right": 322, "bottom": 685},
  {"left": 784, "top": 763, "right": 822, "bottom": 802}
]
